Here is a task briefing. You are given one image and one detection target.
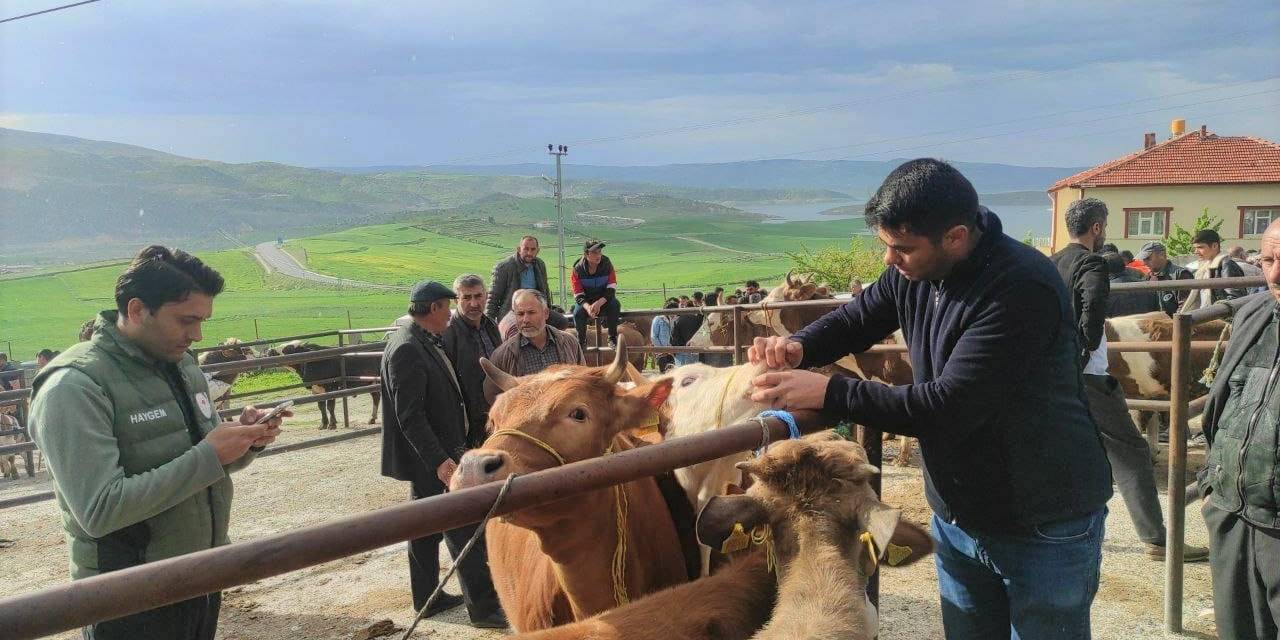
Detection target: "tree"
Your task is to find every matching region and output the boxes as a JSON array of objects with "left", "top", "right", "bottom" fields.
[
  {"left": 1165, "top": 208, "right": 1224, "bottom": 257},
  {"left": 786, "top": 240, "right": 885, "bottom": 289}
]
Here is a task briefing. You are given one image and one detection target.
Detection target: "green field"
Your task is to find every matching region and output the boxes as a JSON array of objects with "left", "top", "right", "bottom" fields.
[{"left": 0, "top": 205, "right": 864, "bottom": 360}]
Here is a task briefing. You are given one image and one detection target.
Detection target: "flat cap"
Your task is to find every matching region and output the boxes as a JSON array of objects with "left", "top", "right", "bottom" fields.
[
  {"left": 1136, "top": 241, "right": 1166, "bottom": 260},
  {"left": 409, "top": 280, "right": 457, "bottom": 304},
  {"left": 583, "top": 239, "right": 606, "bottom": 252}
]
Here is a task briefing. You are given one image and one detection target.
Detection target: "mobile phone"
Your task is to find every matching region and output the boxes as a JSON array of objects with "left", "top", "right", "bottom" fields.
[{"left": 254, "top": 400, "right": 294, "bottom": 425}]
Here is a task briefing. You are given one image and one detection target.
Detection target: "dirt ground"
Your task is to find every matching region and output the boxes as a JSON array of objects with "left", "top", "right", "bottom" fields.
[{"left": 0, "top": 396, "right": 1217, "bottom": 639}]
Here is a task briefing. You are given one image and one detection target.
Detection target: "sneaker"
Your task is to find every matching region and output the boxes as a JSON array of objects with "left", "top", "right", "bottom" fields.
[
  {"left": 420, "top": 592, "right": 465, "bottom": 618},
  {"left": 470, "top": 610, "right": 509, "bottom": 629},
  {"left": 1144, "top": 543, "right": 1209, "bottom": 562}
]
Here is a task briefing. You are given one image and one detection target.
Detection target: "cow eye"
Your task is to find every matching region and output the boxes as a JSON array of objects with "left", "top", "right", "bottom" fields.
[
  {"left": 569, "top": 408, "right": 588, "bottom": 422},
  {"left": 680, "top": 376, "right": 697, "bottom": 387}
]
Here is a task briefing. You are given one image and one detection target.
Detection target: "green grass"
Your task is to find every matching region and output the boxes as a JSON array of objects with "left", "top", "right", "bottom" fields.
[{"left": 0, "top": 212, "right": 864, "bottom": 359}]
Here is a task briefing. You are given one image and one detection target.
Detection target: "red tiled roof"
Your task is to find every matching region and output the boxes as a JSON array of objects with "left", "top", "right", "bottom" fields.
[{"left": 1048, "top": 129, "right": 1280, "bottom": 191}]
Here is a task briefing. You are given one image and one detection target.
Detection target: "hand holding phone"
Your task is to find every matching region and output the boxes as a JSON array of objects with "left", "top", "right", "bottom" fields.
[{"left": 253, "top": 400, "right": 294, "bottom": 425}]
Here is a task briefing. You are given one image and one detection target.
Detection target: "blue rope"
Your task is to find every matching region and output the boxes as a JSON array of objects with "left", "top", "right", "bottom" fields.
[{"left": 755, "top": 410, "right": 802, "bottom": 455}]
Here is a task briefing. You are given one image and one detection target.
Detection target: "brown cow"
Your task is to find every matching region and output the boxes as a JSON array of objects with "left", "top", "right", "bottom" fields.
[
  {"left": 197, "top": 338, "right": 253, "bottom": 409},
  {"left": 452, "top": 340, "right": 690, "bottom": 631},
  {"left": 582, "top": 323, "right": 648, "bottom": 370}
]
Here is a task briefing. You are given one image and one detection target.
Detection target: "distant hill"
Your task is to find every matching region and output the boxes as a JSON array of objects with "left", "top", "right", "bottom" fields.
[{"left": 347, "top": 159, "right": 1084, "bottom": 195}]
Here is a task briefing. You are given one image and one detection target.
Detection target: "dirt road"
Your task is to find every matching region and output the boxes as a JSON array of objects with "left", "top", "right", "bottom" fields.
[{"left": 254, "top": 241, "right": 396, "bottom": 290}]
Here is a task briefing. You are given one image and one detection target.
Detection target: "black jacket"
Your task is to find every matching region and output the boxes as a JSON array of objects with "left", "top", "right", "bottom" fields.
[
  {"left": 380, "top": 323, "right": 470, "bottom": 488},
  {"left": 670, "top": 313, "right": 704, "bottom": 347},
  {"left": 1107, "top": 271, "right": 1160, "bottom": 318},
  {"left": 487, "top": 254, "right": 551, "bottom": 321},
  {"left": 1051, "top": 243, "right": 1109, "bottom": 367},
  {"left": 441, "top": 312, "right": 501, "bottom": 446},
  {"left": 793, "top": 209, "right": 1112, "bottom": 533},
  {"left": 1207, "top": 257, "right": 1248, "bottom": 302},
  {"left": 1151, "top": 262, "right": 1194, "bottom": 316}
]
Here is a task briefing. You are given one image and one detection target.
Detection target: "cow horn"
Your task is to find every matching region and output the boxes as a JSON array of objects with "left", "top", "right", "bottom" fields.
[
  {"left": 481, "top": 358, "right": 519, "bottom": 391},
  {"left": 785, "top": 270, "right": 798, "bottom": 288},
  {"left": 603, "top": 335, "right": 628, "bottom": 385}
]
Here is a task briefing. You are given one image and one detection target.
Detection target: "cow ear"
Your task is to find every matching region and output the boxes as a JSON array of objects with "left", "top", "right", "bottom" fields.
[
  {"left": 696, "top": 494, "right": 770, "bottom": 553},
  {"left": 794, "top": 283, "right": 819, "bottom": 300},
  {"left": 857, "top": 504, "right": 933, "bottom": 575},
  {"left": 617, "top": 378, "right": 672, "bottom": 435}
]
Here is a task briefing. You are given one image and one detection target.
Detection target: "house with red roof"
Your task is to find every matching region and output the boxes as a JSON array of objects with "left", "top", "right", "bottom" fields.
[{"left": 1047, "top": 120, "right": 1280, "bottom": 253}]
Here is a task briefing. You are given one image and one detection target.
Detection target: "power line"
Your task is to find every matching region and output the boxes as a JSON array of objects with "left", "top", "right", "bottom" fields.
[
  {"left": 431, "top": 24, "right": 1273, "bottom": 165},
  {"left": 828, "top": 91, "right": 1280, "bottom": 162},
  {"left": 0, "top": 0, "right": 100, "bottom": 24},
  {"left": 745, "top": 76, "right": 1280, "bottom": 162}
]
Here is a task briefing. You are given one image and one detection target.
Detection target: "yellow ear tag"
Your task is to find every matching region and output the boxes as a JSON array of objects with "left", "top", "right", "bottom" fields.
[
  {"left": 858, "top": 531, "right": 880, "bottom": 572},
  {"left": 633, "top": 411, "right": 660, "bottom": 436},
  {"left": 886, "top": 542, "right": 912, "bottom": 567},
  {"left": 720, "top": 522, "right": 750, "bottom": 554}
]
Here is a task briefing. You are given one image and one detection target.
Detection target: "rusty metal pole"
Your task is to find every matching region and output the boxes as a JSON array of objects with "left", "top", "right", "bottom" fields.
[
  {"left": 737, "top": 304, "right": 747, "bottom": 366},
  {"left": 337, "top": 332, "right": 350, "bottom": 429},
  {"left": 594, "top": 321, "right": 603, "bottom": 366},
  {"left": 0, "top": 412, "right": 831, "bottom": 639},
  {"left": 1165, "top": 312, "right": 1191, "bottom": 633}
]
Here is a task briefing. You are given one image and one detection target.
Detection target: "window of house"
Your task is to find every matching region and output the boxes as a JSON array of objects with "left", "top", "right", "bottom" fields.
[
  {"left": 1124, "top": 209, "right": 1168, "bottom": 239},
  {"left": 1241, "top": 207, "right": 1278, "bottom": 237}
]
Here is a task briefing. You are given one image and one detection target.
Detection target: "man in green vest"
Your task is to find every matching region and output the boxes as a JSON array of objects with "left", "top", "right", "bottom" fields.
[
  {"left": 29, "top": 245, "right": 289, "bottom": 640},
  {"left": 1200, "top": 218, "right": 1280, "bottom": 639}
]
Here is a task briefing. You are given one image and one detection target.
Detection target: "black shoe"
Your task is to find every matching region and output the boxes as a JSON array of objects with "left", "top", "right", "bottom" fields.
[
  {"left": 420, "top": 593, "right": 465, "bottom": 618},
  {"left": 470, "top": 610, "right": 509, "bottom": 629}
]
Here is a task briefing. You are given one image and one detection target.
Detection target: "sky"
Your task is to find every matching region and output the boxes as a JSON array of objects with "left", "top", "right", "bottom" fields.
[{"left": 1, "top": 0, "right": 1278, "bottom": 168}]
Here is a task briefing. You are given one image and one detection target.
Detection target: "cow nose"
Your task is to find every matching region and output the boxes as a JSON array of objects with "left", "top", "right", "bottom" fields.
[{"left": 452, "top": 450, "right": 510, "bottom": 491}]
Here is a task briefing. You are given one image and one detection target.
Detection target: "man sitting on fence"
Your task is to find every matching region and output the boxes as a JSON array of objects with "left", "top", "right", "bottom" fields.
[
  {"left": 488, "top": 289, "right": 584, "bottom": 385},
  {"left": 570, "top": 239, "right": 622, "bottom": 348},
  {"left": 29, "top": 246, "right": 289, "bottom": 640},
  {"left": 1200, "top": 217, "right": 1280, "bottom": 640}
]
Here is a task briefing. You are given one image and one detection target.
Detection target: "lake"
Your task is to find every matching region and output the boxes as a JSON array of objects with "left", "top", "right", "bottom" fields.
[{"left": 736, "top": 200, "right": 1052, "bottom": 239}]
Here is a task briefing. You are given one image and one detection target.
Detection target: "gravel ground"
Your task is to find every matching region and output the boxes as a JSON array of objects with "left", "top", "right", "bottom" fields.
[{"left": 0, "top": 397, "right": 1217, "bottom": 639}]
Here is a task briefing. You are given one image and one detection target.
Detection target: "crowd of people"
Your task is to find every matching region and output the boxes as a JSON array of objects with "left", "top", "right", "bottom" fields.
[{"left": 12, "top": 158, "right": 1280, "bottom": 639}]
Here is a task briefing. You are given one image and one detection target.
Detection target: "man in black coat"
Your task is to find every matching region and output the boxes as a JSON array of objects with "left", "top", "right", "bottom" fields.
[
  {"left": 486, "top": 236, "right": 569, "bottom": 331},
  {"left": 1051, "top": 199, "right": 1206, "bottom": 563},
  {"left": 441, "top": 274, "right": 502, "bottom": 445},
  {"left": 380, "top": 281, "right": 505, "bottom": 629},
  {"left": 749, "top": 159, "right": 1112, "bottom": 639},
  {"left": 1138, "top": 241, "right": 1193, "bottom": 316}
]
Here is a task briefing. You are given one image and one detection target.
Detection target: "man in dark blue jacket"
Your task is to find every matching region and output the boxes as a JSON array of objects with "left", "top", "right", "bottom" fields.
[{"left": 749, "top": 159, "right": 1113, "bottom": 639}]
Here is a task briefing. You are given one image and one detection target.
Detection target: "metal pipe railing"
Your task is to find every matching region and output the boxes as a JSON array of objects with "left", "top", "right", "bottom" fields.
[
  {"left": 216, "top": 384, "right": 379, "bottom": 419},
  {"left": 200, "top": 342, "right": 385, "bottom": 375},
  {"left": 0, "top": 411, "right": 831, "bottom": 639}
]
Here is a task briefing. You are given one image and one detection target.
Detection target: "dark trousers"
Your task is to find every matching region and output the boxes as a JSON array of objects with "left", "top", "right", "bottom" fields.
[
  {"left": 572, "top": 298, "right": 621, "bottom": 344},
  {"left": 83, "top": 592, "right": 220, "bottom": 640},
  {"left": 1204, "top": 500, "right": 1280, "bottom": 640},
  {"left": 1082, "top": 374, "right": 1165, "bottom": 545},
  {"left": 408, "top": 479, "right": 501, "bottom": 618}
]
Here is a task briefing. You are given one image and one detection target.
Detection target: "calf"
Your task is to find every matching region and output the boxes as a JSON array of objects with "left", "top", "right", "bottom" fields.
[
  {"left": 267, "top": 341, "right": 380, "bottom": 429},
  {"left": 700, "top": 433, "right": 933, "bottom": 640}
]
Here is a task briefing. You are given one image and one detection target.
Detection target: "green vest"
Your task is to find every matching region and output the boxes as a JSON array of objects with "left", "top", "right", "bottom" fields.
[
  {"left": 31, "top": 312, "right": 231, "bottom": 578},
  {"left": 1206, "top": 308, "right": 1280, "bottom": 527}
]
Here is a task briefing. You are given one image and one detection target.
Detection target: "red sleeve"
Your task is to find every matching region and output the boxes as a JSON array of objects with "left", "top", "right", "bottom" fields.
[
  {"left": 571, "top": 268, "right": 584, "bottom": 295},
  {"left": 607, "top": 269, "right": 617, "bottom": 288}
]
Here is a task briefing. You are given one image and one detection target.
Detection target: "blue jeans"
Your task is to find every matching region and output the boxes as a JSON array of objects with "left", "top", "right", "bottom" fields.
[{"left": 932, "top": 509, "right": 1105, "bottom": 640}]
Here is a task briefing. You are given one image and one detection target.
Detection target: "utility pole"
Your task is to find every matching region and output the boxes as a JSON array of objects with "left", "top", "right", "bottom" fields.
[{"left": 547, "top": 144, "right": 569, "bottom": 308}]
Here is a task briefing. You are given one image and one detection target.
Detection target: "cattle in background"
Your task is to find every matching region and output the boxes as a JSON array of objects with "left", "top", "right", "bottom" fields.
[
  {"left": 197, "top": 338, "right": 253, "bottom": 409},
  {"left": 451, "top": 339, "right": 692, "bottom": 631},
  {"left": 582, "top": 323, "right": 648, "bottom": 370},
  {"left": 267, "top": 341, "right": 381, "bottom": 429},
  {"left": 0, "top": 413, "right": 21, "bottom": 480}
]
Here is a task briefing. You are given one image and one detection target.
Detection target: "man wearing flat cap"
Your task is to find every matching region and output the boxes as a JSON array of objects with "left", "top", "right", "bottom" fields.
[
  {"left": 1137, "top": 241, "right": 1193, "bottom": 316},
  {"left": 380, "top": 281, "right": 506, "bottom": 629}
]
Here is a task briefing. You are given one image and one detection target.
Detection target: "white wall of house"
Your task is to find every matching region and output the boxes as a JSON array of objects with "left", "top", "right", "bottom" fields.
[{"left": 1050, "top": 182, "right": 1280, "bottom": 253}]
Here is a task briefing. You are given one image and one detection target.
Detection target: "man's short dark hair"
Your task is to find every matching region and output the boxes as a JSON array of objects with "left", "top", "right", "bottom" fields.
[
  {"left": 519, "top": 235, "right": 539, "bottom": 246},
  {"left": 692, "top": 291, "right": 704, "bottom": 300},
  {"left": 1065, "top": 198, "right": 1110, "bottom": 239},
  {"left": 745, "top": 280, "right": 760, "bottom": 289},
  {"left": 1101, "top": 252, "right": 1127, "bottom": 275},
  {"left": 1120, "top": 250, "right": 1134, "bottom": 262},
  {"left": 37, "top": 349, "right": 56, "bottom": 360},
  {"left": 1193, "top": 229, "right": 1222, "bottom": 246},
  {"left": 864, "top": 158, "right": 979, "bottom": 242},
  {"left": 1100, "top": 243, "right": 1119, "bottom": 254},
  {"left": 662, "top": 300, "right": 679, "bottom": 310},
  {"left": 115, "top": 245, "right": 224, "bottom": 315}
]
